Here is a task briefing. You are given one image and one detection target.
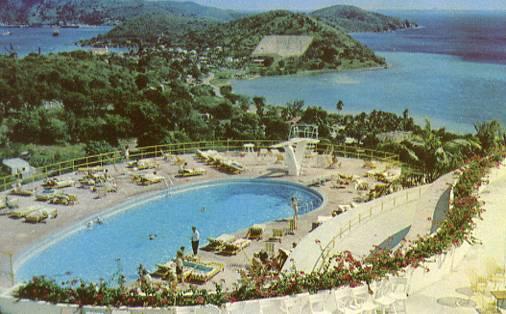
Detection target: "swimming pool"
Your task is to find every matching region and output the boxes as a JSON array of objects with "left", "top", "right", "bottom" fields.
[{"left": 16, "top": 179, "right": 323, "bottom": 283}]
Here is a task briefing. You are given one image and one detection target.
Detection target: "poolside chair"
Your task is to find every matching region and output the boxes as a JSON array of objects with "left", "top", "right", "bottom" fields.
[
  {"left": 202, "top": 234, "right": 235, "bottom": 251},
  {"left": 309, "top": 290, "right": 336, "bottom": 314},
  {"left": 283, "top": 293, "right": 311, "bottom": 314},
  {"left": 42, "top": 178, "right": 74, "bottom": 189},
  {"left": 260, "top": 296, "right": 290, "bottom": 314},
  {"left": 176, "top": 168, "right": 207, "bottom": 178},
  {"left": 0, "top": 197, "right": 18, "bottom": 210},
  {"left": 225, "top": 299, "right": 261, "bottom": 314},
  {"left": 137, "top": 158, "right": 159, "bottom": 170},
  {"left": 49, "top": 193, "right": 78, "bottom": 206},
  {"left": 374, "top": 279, "right": 397, "bottom": 313},
  {"left": 174, "top": 155, "right": 187, "bottom": 166},
  {"left": 25, "top": 207, "right": 57, "bottom": 223},
  {"left": 348, "top": 284, "right": 379, "bottom": 314},
  {"left": 265, "top": 242, "right": 275, "bottom": 257},
  {"left": 10, "top": 187, "right": 34, "bottom": 196},
  {"left": 219, "top": 238, "right": 251, "bottom": 256},
  {"left": 35, "top": 189, "right": 59, "bottom": 201},
  {"left": 269, "top": 228, "right": 284, "bottom": 242},
  {"left": 246, "top": 224, "right": 265, "bottom": 240},
  {"left": 137, "top": 173, "right": 164, "bottom": 185},
  {"left": 285, "top": 219, "right": 296, "bottom": 235},
  {"left": 9, "top": 204, "right": 45, "bottom": 219}
]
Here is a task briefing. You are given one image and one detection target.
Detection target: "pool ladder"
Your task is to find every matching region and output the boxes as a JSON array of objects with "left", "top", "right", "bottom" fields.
[{"left": 163, "top": 176, "right": 175, "bottom": 198}]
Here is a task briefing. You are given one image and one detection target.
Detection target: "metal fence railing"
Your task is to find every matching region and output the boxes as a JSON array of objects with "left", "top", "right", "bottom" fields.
[
  {"left": 0, "top": 140, "right": 400, "bottom": 192},
  {"left": 312, "top": 184, "right": 430, "bottom": 272}
]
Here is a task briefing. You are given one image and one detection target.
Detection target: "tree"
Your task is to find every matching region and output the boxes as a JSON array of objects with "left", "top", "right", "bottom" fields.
[
  {"left": 336, "top": 100, "right": 344, "bottom": 112},
  {"left": 253, "top": 96, "right": 266, "bottom": 117},
  {"left": 474, "top": 120, "right": 505, "bottom": 154}
]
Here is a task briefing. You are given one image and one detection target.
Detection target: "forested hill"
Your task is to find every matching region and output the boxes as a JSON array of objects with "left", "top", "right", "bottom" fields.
[
  {"left": 184, "top": 11, "right": 385, "bottom": 69},
  {"left": 0, "top": 0, "right": 244, "bottom": 25},
  {"left": 310, "top": 5, "right": 417, "bottom": 32}
]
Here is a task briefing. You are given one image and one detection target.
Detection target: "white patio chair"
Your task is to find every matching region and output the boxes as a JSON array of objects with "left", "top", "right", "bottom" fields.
[
  {"left": 195, "top": 305, "right": 222, "bottom": 314},
  {"left": 333, "top": 288, "right": 353, "bottom": 313},
  {"left": 309, "top": 290, "right": 335, "bottom": 314},
  {"left": 374, "top": 279, "right": 397, "bottom": 314},
  {"left": 348, "top": 284, "right": 379, "bottom": 314},
  {"left": 388, "top": 277, "right": 409, "bottom": 313},
  {"left": 260, "top": 296, "right": 289, "bottom": 314},
  {"left": 283, "top": 293, "right": 311, "bottom": 314},
  {"left": 224, "top": 299, "right": 261, "bottom": 314}
]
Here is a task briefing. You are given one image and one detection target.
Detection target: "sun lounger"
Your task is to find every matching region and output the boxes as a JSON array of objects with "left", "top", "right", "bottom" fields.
[
  {"left": 269, "top": 229, "right": 284, "bottom": 242},
  {"left": 136, "top": 173, "right": 164, "bottom": 185},
  {"left": 77, "top": 166, "right": 104, "bottom": 173},
  {"left": 221, "top": 160, "right": 245, "bottom": 174},
  {"left": 0, "top": 197, "right": 16, "bottom": 210},
  {"left": 49, "top": 193, "right": 78, "bottom": 206},
  {"left": 35, "top": 189, "right": 59, "bottom": 201},
  {"left": 137, "top": 159, "right": 159, "bottom": 170},
  {"left": 10, "top": 188, "right": 34, "bottom": 196},
  {"left": 9, "top": 205, "right": 45, "bottom": 218},
  {"left": 202, "top": 234, "right": 235, "bottom": 251},
  {"left": 176, "top": 168, "right": 206, "bottom": 177},
  {"left": 246, "top": 224, "right": 265, "bottom": 240},
  {"left": 25, "top": 207, "right": 57, "bottom": 223},
  {"left": 311, "top": 216, "right": 334, "bottom": 230},
  {"left": 42, "top": 178, "right": 74, "bottom": 189},
  {"left": 219, "top": 239, "right": 251, "bottom": 256}
]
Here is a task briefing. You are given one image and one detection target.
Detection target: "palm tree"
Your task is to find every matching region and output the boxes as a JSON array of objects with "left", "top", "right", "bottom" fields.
[
  {"left": 336, "top": 100, "right": 344, "bottom": 112},
  {"left": 474, "top": 120, "right": 505, "bottom": 154},
  {"left": 400, "top": 120, "right": 480, "bottom": 182}
]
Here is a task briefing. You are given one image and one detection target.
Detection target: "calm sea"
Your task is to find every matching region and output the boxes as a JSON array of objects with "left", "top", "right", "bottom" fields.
[
  {"left": 232, "top": 11, "right": 506, "bottom": 133},
  {"left": 0, "top": 26, "right": 113, "bottom": 56}
]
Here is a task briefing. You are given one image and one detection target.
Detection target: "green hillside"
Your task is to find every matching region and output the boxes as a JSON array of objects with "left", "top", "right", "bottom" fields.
[
  {"left": 310, "top": 5, "right": 417, "bottom": 32},
  {"left": 85, "top": 13, "right": 216, "bottom": 46},
  {"left": 185, "top": 11, "right": 385, "bottom": 72},
  {"left": 0, "top": 0, "right": 244, "bottom": 25}
]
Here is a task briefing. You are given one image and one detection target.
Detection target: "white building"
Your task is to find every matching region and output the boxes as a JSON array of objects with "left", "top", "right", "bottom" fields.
[{"left": 2, "top": 158, "right": 33, "bottom": 178}]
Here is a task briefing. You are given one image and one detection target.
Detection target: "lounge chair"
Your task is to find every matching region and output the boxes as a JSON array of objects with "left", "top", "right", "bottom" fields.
[
  {"left": 42, "top": 178, "right": 74, "bottom": 189},
  {"left": 25, "top": 207, "right": 57, "bottom": 223},
  {"left": 137, "top": 159, "right": 159, "bottom": 170},
  {"left": 9, "top": 205, "right": 45, "bottom": 218},
  {"left": 136, "top": 173, "right": 164, "bottom": 185},
  {"left": 174, "top": 155, "right": 186, "bottom": 166},
  {"left": 221, "top": 160, "right": 245, "bottom": 174},
  {"left": 311, "top": 216, "right": 333, "bottom": 230},
  {"left": 176, "top": 168, "right": 206, "bottom": 177},
  {"left": 246, "top": 224, "right": 265, "bottom": 240},
  {"left": 202, "top": 234, "right": 235, "bottom": 251},
  {"left": 219, "top": 239, "right": 251, "bottom": 256},
  {"left": 35, "top": 189, "right": 59, "bottom": 201},
  {"left": 77, "top": 166, "right": 104, "bottom": 173},
  {"left": 10, "top": 187, "right": 34, "bottom": 196},
  {"left": 50, "top": 193, "right": 78, "bottom": 206},
  {"left": 269, "top": 229, "right": 284, "bottom": 243},
  {"left": 0, "top": 197, "right": 16, "bottom": 210}
]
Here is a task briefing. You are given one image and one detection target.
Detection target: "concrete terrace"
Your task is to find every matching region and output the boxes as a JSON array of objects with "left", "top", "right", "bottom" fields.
[{"left": 0, "top": 150, "right": 393, "bottom": 289}]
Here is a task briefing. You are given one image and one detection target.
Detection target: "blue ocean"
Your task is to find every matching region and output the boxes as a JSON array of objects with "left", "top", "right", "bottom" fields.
[
  {"left": 232, "top": 11, "right": 506, "bottom": 133},
  {"left": 0, "top": 25, "right": 114, "bottom": 56}
]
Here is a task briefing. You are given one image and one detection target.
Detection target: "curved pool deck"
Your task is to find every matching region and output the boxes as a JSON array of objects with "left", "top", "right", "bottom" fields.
[
  {"left": 14, "top": 179, "right": 324, "bottom": 283},
  {"left": 0, "top": 152, "right": 389, "bottom": 289}
]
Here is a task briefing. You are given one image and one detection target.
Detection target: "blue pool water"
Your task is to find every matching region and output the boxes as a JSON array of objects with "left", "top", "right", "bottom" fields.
[{"left": 16, "top": 180, "right": 322, "bottom": 283}]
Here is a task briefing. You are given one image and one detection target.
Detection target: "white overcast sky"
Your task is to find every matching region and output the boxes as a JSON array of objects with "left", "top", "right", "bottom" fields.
[{"left": 168, "top": 0, "right": 506, "bottom": 11}]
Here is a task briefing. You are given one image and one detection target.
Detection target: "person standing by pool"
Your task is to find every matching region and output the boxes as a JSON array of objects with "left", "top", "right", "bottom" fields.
[
  {"left": 191, "top": 226, "right": 200, "bottom": 255},
  {"left": 291, "top": 196, "right": 299, "bottom": 230},
  {"left": 175, "top": 250, "right": 184, "bottom": 283}
]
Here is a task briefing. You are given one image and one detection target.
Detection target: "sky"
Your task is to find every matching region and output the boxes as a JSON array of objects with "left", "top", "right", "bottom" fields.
[{"left": 170, "top": 0, "right": 506, "bottom": 12}]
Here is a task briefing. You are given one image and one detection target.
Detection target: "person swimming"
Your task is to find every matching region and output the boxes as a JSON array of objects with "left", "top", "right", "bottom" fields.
[{"left": 148, "top": 233, "right": 157, "bottom": 240}]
